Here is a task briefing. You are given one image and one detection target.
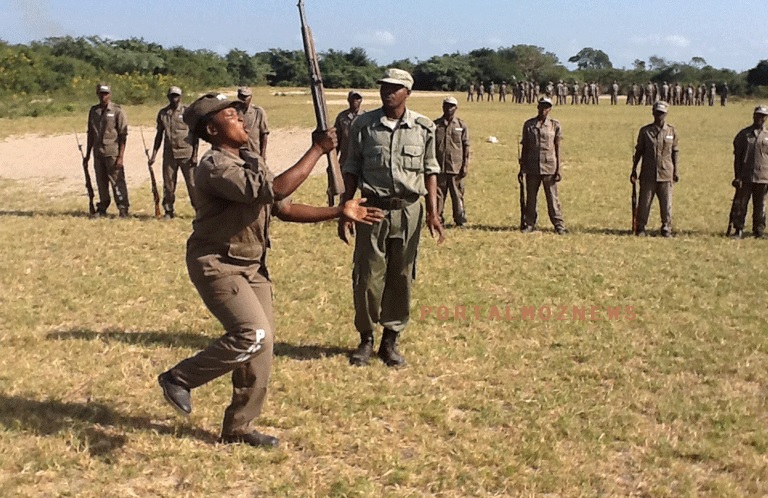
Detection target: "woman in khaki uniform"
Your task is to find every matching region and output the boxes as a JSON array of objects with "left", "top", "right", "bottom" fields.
[{"left": 157, "top": 93, "right": 383, "bottom": 448}]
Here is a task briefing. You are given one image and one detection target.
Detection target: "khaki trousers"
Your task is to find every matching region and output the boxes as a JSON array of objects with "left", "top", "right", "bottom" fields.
[
  {"left": 524, "top": 174, "right": 565, "bottom": 230},
  {"left": 162, "top": 154, "right": 196, "bottom": 213},
  {"left": 93, "top": 153, "right": 130, "bottom": 213},
  {"left": 353, "top": 201, "right": 423, "bottom": 334},
  {"left": 732, "top": 182, "right": 768, "bottom": 234},
  {"left": 436, "top": 173, "right": 466, "bottom": 225},
  {"left": 637, "top": 180, "right": 673, "bottom": 233},
  {"left": 170, "top": 254, "right": 274, "bottom": 436}
]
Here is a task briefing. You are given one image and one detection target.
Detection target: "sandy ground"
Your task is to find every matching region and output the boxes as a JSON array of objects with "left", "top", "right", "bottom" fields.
[{"left": 0, "top": 126, "right": 319, "bottom": 196}]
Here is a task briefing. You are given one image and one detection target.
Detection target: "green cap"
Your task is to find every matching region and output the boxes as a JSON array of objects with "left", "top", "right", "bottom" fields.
[
  {"left": 183, "top": 93, "right": 243, "bottom": 134},
  {"left": 377, "top": 68, "right": 413, "bottom": 90}
]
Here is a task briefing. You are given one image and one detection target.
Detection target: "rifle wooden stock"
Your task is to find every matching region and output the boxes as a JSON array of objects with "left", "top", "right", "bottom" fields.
[
  {"left": 74, "top": 131, "right": 96, "bottom": 215},
  {"left": 298, "top": 0, "right": 344, "bottom": 206},
  {"left": 140, "top": 127, "right": 162, "bottom": 218},
  {"left": 518, "top": 138, "right": 525, "bottom": 230},
  {"left": 631, "top": 182, "right": 637, "bottom": 235}
]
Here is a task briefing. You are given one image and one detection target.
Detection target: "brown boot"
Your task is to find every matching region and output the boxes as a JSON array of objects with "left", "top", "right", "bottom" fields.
[
  {"left": 378, "top": 328, "right": 405, "bottom": 367},
  {"left": 349, "top": 331, "right": 374, "bottom": 366}
]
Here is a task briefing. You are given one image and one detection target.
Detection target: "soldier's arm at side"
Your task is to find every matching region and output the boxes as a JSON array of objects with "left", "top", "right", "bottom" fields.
[
  {"left": 422, "top": 125, "right": 444, "bottom": 244},
  {"left": 461, "top": 121, "right": 470, "bottom": 176},
  {"left": 672, "top": 128, "right": 680, "bottom": 182},
  {"left": 149, "top": 111, "right": 164, "bottom": 165},
  {"left": 631, "top": 129, "right": 643, "bottom": 181},
  {"left": 116, "top": 108, "right": 128, "bottom": 168},
  {"left": 84, "top": 112, "right": 94, "bottom": 164}
]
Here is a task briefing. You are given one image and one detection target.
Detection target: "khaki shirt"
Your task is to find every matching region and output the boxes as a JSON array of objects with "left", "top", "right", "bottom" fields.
[
  {"left": 156, "top": 104, "right": 196, "bottom": 159},
  {"left": 87, "top": 102, "right": 128, "bottom": 157},
  {"left": 343, "top": 107, "right": 440, "bottom": 198},
  {"left": 187, "top": 147, "right": 290, "bottom": 271},
  {"left": 635, "top": 122, "right": 679, "bottom": 182},
  {"left": 243, "top": 105, "right": 269, "bottom": 155},
  {"left": 333, "top": 108, "right": 364, "bottom": 168},
  {"left": 521, "top": 116, "right": 562, "bottom": 175},
  {"left": 733, "top": 125, "right": 768, "bottom": 184},
  {"left": 434, "top": 116, "right": 469, "bottom": 175}
]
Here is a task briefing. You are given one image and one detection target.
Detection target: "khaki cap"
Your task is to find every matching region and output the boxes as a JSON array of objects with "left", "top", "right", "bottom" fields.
[
  {"left": 183, "top": 93, "right": 243, "bottom": 134},
  {"left": 538, "top": 97, "right": 553, "bottom": 107},
  {"left": 443, "top": 97, "right": 458, "bottom": 106},
  {"left": 754, "top": 104, "right": 768, "bottom": 115},
  {"left": 167, "top": 86, "right": 182, "bottom": 96},
  {"left": 377, "top": 68, "right": 413, "bottom": 90},
  {"left": 96, "top": 84, "right": 111, "bottom": 94},
  {"left": 237, "top": 86, "right": 253, "bottom": 97},
  {"left": 653, "top": 101, "right": 669, "bottom": 113},
  {"left": 348, "top": 90, "right": 362, "bottom": 99}
]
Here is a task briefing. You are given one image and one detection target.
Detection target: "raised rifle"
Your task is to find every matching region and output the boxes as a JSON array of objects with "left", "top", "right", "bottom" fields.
[
  {"left": 140, "top": 127, "right": 162, "bottom": 218},
  {"left": 517, "top": 136, "right": 526, "bottom": 230},
  {"left": 74, "top": 130, "right": 96, "bottom": 215},
  {"left": 298, "top": 0, "right": 344, "bottom": 207}
]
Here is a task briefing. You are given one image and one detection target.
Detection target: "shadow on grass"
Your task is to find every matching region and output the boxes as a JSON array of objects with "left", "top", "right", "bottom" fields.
[
  {"left": 0, "top": 209, "right": 174, "bottom": 221},
  {"left": 462, "top": 223, "right": 519, "bottom": 233},
  {"left": 0, "top": 394, "right": 217, "bottom": 461},
  {"left": 47, "top": 328, "right": 350, "bottom": 360}
]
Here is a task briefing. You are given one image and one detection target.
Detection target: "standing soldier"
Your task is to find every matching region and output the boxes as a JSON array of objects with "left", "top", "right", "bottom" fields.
[
  {"left": 519, "top": 97, "right": 567, "bottom": 234},
  {"left": 610, "top": 80, "right": 619, "bottom": 105},
  {"left": 500, "top": 81, "right": 508, "bottom": 102},
  {"left": 709, "top": 83, "right": 717, "bottom": 106},
  {"left": 478, "top": 81, "right": 485, "bottom": 102},
  {"left": 590, "top": 81, "right": 599, "bottom": 105},
  {"left": 148, "top": 86, "right": 198, "bottom": 218},
  {"left": 630, "top": 101, "right": 679, "bottom": 237},
  {"left": 333, "top": 90, "right": 364, "bottom": 170},
  {"left": 434, "top": 97, "right": 470, "bottom": 226},
  {"left": 545, "top": 81, "right": 554, "bottom": 99},
  {"left": 571, "top": 81, "right": 579, "bottom": 105},
  {"left": 661, "top": 81, "right": 670, "bottom": 102},
  {"left": 156, "top": 93, "right": 383, "bottom": 447},
  {"left": 729, "top": 105, "right": 768, "bottom": 238},
  {"left": 338, "top": 68, "right": 445, "bottom": 367},
  {"left": 488, "top": 81, "right": 495, "bottom": 102},
  {"left": 467, "top": 82, "right": 475, "bottom": 102},
  {"left": 83, "top": 83, "right": 130, "bottom": 217},
  {"left": 581, "top": 82, "right": 589, "bottom": 104},
  {"left": 645, "top": 82, "right": 654, "bottom": 106},
  {"left": 237, "top": 87, "right": 270, "bottom": 160},
  {"left": 674, "top": 82, "right": 683, "bottom": 106},
  {"left": 720, "top": 83, "right": 729, "bottom": 106}
]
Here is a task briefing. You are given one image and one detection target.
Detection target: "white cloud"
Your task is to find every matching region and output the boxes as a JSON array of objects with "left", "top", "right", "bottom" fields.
[
  {"left": 665, "top": 35, "right": 690, "bottom": 48},
  {"left": 355, "top": 30, "right": 396, "bottom": 46},
  {"left": 631, "top": 34, "right": 690, "bottom": 48}
]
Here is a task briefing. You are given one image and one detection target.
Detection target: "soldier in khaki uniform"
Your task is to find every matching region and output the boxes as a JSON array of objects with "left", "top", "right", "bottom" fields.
[
  {"left": 338, "top": 68, "right": 444, "bottom": 367},
  {"left": 434, "top": 97, "right": 470, "bottom": 226},
  {"left": 729, "top": 105, "right": 768, "bottom": 238},
  {"left": 237, "top": 87, "right": 269, "bottom": 160},
  {"left": 630, "top": 101, "right": 679, "bottom": 237},
  {"left": 519, "top": 97, "right": 567, "bottom": 234},
  {"left": 157, "top": 93, "right": 383, "bottom": 447},
  {"left": 83, "top": 83, "right": 130, "bottom": 217},
  {"left": 148, "top": 86, "right": 199, "bottom": 218},
  {"left": 333, "top": 90, "right": 364, "bottom": 170}
]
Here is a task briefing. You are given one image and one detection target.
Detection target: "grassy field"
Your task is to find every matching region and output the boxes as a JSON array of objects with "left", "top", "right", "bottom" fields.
[{"left": 1, "top": 88, "right": 768, "bottom": 497}]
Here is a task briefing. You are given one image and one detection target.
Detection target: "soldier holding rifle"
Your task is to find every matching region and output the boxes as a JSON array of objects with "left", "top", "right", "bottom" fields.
[
  {"left": 157, "top": 93, "right": 383, "bottom": 448},
  {"left": 729, "top": 105, "right": 768, "bottom": 239},
  {"left": 148, "top": 86, "right": 199, "bottom": 218}
]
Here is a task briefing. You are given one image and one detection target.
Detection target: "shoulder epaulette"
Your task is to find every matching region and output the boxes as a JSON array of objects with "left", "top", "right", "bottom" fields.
[{"left": 415, "top": 115, "right": 435, "bottom": 130}]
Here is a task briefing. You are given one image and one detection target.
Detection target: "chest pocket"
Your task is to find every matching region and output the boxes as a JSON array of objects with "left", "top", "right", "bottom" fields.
[
  {"left": 402, "top": 144, "right": 424, "bottom": 171},
  {"left": 363, "top": 145, "right": 386, "bottom": 170}
]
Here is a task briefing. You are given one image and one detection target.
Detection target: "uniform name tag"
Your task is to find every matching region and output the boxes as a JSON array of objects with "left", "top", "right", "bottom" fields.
[
  {"left": 454, "top": 128, "right": 463, "bottom": 131},
  {"left": 666, "top": 135, "right": 673, "bottom": 139},
  {"left": 107, "top": 113, "right": 115, "bottom": 117}
]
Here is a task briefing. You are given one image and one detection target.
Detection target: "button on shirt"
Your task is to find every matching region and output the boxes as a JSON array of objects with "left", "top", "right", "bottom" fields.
[
  {"left": 87, "top": 102, "right": 128, "bottom": 157},
  {"left": 734, "top": 125, "right": 768, "bottom": 184},
  {"left": 343, "top": 107, "right": 440, "bottom": 198},
  {"left": 434, "top": 116, "right": 469, "bottom": 175},
  {"left": 521, "top": 117, "right": 562, "bottom": 175},
  {"left": 156, "top": 104, "right": 195, "bottom": 159},
  {"left": 636, "top": 122, "right": 679, "bottom": 182}
]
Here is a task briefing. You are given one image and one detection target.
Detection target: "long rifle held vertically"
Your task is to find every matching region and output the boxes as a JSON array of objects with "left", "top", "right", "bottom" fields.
[
  {"left": 298, "top": 0, "right": 344, "bottom": 207},
  {"left": 74, "top": 130, "right": 96, "bottom": 216},
  {"left": 517, "top": 136, "right": 526, "bottom": 230},
  {"left": 726, "top": 143, "right": 749, "bottom": 235},
  {"left": 140, "top": 127, "right": 162, "bottom": 218},
  {"left": 631, "top": 136, "right": 638, "bottom": 235}
]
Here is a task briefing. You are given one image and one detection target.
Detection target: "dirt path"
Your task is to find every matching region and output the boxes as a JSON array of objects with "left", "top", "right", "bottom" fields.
[{"left": 0, "top": 126, "right": 318, "bottom": 195}]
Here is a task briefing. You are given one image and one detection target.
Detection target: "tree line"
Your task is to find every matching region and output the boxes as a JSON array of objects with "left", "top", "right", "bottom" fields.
[{"left": 1, "top": 36, "right": 767, "bottom": 117}]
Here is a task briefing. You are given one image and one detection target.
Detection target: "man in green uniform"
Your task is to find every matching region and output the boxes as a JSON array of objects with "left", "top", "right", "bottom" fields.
[
  {"left": 148, "top": 86, "right": 199, "bottom": 218},
  {"left": 157, "top": 93, "right": 383, "bottom": 447},
  {"left": 519, "top": 97, "right": 567, "bottom": 234},
  {"left": 83, "top": 83, "right": 130, "bottom": 217},
  {"left": 237, "top": 86, "right": 269, "bottom": 160},
  {"left": 434, "top": 97, "right": 470, "bottom": 226},
  {"left": 333, "top": 90, "right": 364, "bottom": 170},
  {"left": 338, "top": 68, "right": 445, "bottom": 367},
  {"left": 729, "top": 105, "right": 768, "bottom": 238},
  {"left": 630, "top": 101, "right": 679, "bottom": 237}
]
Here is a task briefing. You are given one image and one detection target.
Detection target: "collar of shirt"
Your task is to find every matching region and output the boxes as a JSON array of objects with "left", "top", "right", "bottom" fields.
[
  {"left": 162, "top": 104, "right": 184, "bottom": 115},
  {"left": 376, "top": 107, "right": 417, "bottom": 130}
]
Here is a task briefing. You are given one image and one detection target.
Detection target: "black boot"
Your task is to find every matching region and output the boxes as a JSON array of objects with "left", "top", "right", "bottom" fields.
[
  {"left": 349, "top": 331, "right": 374, "bottom": 366},
  {"left": 378, "top": 328, "right": 405, "bottom": 367}
]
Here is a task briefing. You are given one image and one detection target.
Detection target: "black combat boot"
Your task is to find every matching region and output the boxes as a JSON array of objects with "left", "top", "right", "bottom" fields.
[
  {"left": 349, "top": 331, "right": 374, "bottom": 366},
  {"left": 378, "top": 328, "right": 405, "bottom": 367}
]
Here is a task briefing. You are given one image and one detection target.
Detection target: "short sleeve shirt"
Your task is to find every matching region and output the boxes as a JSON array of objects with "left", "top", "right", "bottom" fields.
[
  {"left": 434, "top": 116, "right": 469, "bottom": 175},
  {"left": 243, "top": 105, "right": 269, "bottom": 154},
  {"left": 733, "top": 125, "right": 768, "bottom": 184},
  {"left": 521, "top": 116, "right": 562, "bottom": 175},
  {"left": 87, "top": 102, "right": 128, "bottom": 157},
  {"left": 636, "top": 122, "right": 679, "bottom": 182},
  {"left": 156, "top": 104, "right": 195, "bottom": 159}
]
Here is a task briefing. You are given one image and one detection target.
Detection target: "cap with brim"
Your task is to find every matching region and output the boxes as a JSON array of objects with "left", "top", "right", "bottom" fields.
[
  {"left": 377, "top": 68, "right": 414, "bottom": 90},
  {"left": 97, "top": 84, "right": 111, "bottom": 94},
  {"left": 168, "top": 86, "right": 182, "bottom": 96},
  {"left": 237, "top": 86, "right": 252, "bottom": 97},
  {"left": 183, "top": 93, "right": 243, "bottom": 135},
  {"left": 443, "top": 97, "right": 458, "bottom": 106},
  {"left": 348, "top": 90, "right": 362, "bottom": 99},
  {"left": 754, "top": 105, "right": 768, "bottom": 115},
  {"left": 653, "top": 101, "right": 669, "bottom": 113},
  {"left": 538, "top": 97, "right": 553, "bottom": 107}
]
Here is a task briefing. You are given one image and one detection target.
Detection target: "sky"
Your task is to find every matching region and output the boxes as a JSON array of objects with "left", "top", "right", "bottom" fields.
[{"left": 3, "top": 0, "right": 765, "bottom": 72}]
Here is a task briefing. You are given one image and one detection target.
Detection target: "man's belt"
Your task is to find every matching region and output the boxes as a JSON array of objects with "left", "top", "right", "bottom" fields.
[{"left": 361, "top": 193, "right": 420, "bottom": 210}]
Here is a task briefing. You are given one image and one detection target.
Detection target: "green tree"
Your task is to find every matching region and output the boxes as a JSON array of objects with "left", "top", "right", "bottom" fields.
[
  {"left": 747, "top": 60, "right": 768, "bottom": 87},
  {"left": 568, "top": 47, "right": 612, "bottom": 70}
]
